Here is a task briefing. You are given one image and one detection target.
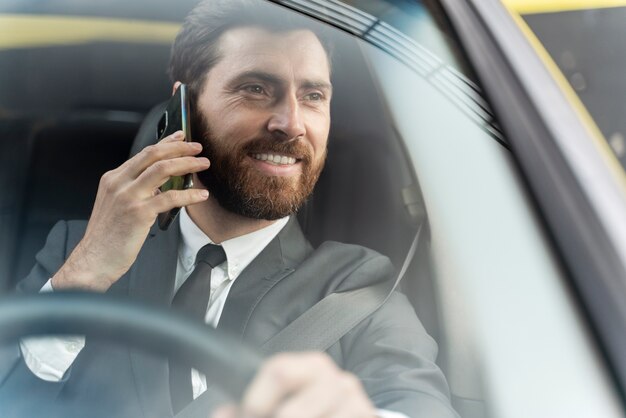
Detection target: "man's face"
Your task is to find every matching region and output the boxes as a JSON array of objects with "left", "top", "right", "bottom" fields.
[{"left": 193, "top": 27, "right": 332, "bottom": 220}]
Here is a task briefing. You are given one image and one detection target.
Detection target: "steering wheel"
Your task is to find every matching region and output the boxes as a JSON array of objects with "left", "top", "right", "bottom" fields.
[{"left": 0, "top": 292, "right": 262, "bottom": 400}]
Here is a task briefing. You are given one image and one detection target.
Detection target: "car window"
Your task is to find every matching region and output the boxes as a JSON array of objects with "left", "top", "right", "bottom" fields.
[
  {"left": 1, "top": 1, "right": 602, "bottom": 418},
  {"left": 504, "top": 0, "right": 626, "bottom": 171}
]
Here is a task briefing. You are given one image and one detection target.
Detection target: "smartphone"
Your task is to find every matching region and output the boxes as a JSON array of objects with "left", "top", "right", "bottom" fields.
[{"left": 155, "top": 84, "right": 194, "bottom": 230}]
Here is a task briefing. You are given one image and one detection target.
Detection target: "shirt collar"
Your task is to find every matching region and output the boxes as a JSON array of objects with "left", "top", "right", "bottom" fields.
[{"left": 178, "top": 207, "right": 289, "bottom": 280}]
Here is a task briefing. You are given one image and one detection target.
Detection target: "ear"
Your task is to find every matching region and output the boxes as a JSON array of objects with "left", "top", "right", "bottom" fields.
[{"left": 172, "top": 81, "right": 183, "bottom": 96}]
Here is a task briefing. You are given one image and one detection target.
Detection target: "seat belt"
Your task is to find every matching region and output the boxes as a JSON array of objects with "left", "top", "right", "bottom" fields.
[
  {"left": 175, "top": 223, "right": 423, "bottom": 418},
  {"left": 260, "top": 222, "right": 423, "bottom": 354}
]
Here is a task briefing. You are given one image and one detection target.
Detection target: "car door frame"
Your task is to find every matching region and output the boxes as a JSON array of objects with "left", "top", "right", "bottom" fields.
[{"left": 436, "top": 0, "right": 626, "bottom": 410}]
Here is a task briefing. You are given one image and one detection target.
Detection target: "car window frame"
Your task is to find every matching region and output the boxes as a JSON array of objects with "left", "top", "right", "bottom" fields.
[{"left": 437, "top": 0, "right": 626, "bottom": 408}]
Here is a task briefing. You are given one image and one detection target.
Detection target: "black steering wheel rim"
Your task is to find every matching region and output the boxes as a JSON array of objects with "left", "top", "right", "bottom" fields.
[{"left": 0, "top": 292, "right": 261, "bottom": 400}]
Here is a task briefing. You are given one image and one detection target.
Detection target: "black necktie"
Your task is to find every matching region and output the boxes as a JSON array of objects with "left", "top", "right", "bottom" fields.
[{"left": 169, "top": 243, "right": 226, "bottom": 414}]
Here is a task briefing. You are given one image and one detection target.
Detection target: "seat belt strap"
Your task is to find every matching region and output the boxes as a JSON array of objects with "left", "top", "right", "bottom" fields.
[
  {"left": 260, "top": 222, "right": 422, "bottom": 355},
  {"left": 260, "top": 280, "right": 390, "bottom": 354}
]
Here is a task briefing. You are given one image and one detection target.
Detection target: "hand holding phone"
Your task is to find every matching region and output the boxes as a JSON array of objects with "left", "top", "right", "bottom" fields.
[
  {"left": 51, "top": 90, "right": 210, "bottom": 292},
  {"left": 156, "top": 84, "right": 194, "bottom": 230}
]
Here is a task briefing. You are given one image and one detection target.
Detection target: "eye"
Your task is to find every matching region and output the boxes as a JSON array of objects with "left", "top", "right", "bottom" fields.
[
  {"left": 243, "top": 84, "right": 265, "bottom": 95},
  {"left": 304, "top": 92, "right": 324, "bottom": 101}
]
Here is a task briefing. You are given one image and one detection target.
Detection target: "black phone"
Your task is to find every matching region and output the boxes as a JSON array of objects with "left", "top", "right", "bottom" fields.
[{"left": 156, "top": 84, "right": 194, "bottom": 230}]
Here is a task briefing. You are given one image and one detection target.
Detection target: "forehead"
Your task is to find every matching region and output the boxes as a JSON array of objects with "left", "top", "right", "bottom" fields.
[{"left": 212, "top": 27, "right": 331, "bottom": 84}]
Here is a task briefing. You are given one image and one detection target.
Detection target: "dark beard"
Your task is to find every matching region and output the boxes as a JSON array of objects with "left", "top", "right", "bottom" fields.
[{"left": 193, "top": 116, "right": 326, "bottom": 220}]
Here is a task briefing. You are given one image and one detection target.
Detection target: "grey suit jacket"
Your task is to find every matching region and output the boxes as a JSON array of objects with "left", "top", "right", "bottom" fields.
[{"left": 0, "top": 217, "right": 457, "bottom": 418}]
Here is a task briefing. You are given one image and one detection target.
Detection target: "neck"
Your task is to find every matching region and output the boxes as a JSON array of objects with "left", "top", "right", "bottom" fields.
[{"left": 186, "top": 194, "right": 277, "bottom": 244}]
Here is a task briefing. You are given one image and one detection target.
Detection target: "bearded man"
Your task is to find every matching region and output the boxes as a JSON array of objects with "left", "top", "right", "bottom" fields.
[{"left": 0, "top": 1, "right": 457, "bottom": 417}]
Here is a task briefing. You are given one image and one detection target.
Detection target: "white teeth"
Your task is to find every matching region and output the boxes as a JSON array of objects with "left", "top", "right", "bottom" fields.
[{"left": 252, "top": 153, "right": 296, "bottom": 165}]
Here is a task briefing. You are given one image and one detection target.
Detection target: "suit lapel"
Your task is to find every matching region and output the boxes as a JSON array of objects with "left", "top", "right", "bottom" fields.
[
  {"left": 217, "top": 217, "right": 310, "bottom": 339},
  {"left": 128, "top": 220, "right": 180, "bottom": 304},
  {"left": 128, "top": 220, "right": 181, "bottom": 417}
]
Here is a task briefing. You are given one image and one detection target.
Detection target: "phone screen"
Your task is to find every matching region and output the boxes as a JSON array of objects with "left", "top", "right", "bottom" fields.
[{"left": 156, "top": 84, "right": 194, "bottom": 230}]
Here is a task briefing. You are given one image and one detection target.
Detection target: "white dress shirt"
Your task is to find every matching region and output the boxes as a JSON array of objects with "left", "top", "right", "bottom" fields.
[{"left": 19, "top": 209, "right": 407, "bottom": 417}]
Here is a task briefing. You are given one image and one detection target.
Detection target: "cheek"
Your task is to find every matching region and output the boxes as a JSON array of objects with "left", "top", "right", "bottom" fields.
[
  {"left": 215, "top": 100, "right": 269, "bottom": 130},
  {"left": 204, "top": 108, "right": 257, "bottom": 145},
  {"left": 307, "top": 115, "right": 330, "bottom": 155}
]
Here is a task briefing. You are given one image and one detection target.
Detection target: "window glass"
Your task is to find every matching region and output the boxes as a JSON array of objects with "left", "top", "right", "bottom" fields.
[
  {"left": 513, "top": 2, "right": 626, "bottom": 170},
  {"left": 0, "top": 1, "right": 515, "bottom": 418}
]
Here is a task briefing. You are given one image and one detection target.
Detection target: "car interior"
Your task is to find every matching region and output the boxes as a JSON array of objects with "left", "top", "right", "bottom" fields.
[{"left": 0, "top": 2, "right": 485, "bottom": 417}]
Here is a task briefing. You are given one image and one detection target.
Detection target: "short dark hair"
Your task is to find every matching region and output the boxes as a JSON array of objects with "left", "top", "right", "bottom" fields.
[{"left": 168, "top": 0, "right": 332, "bottom": 101}]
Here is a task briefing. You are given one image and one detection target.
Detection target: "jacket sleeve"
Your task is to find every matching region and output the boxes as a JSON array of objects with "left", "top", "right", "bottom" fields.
[
  {"left": 15, "top": 220, "right": 77, "bottom": 294},
  {"left": 0, "top": 220, "right": 84, "bottom": 414}
]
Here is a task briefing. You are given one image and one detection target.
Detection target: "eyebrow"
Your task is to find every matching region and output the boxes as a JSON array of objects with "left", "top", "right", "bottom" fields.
[
  {"left": 301, "top": 80, "right": 333, "bottom": 92},
  {"left": 231, "top": 70, "right": 332, "bottom": 92}
]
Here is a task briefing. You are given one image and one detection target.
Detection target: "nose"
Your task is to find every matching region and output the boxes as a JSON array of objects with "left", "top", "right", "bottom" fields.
[{"left": 267, "top": 94, "right": 306, "bottom": 140}]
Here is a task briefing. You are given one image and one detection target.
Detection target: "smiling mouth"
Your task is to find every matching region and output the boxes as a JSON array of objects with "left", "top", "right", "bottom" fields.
[{"left": 251, "top": 153, "right": 298, "bottom": 165}]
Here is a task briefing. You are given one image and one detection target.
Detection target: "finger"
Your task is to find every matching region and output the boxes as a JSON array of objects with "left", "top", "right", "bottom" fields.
[
  {"left": 242, "top": 352, "right": 339, "bottom": 418},
  {"left": 271, "top": 376, "right": 340, "bottom": 418},
  {"left": 148, "top": 188, "right": 209, "bottom": 214},
  {"left": 274, "top": 371, "right": 373, "bottom": 418},
  {"left": 326, "top": 399, "right": 377, "bottom": 418},
  {"left": 326, "top": 391, "right": 377, "bottom": 418},
  {"left": 210, "top": 404, "right": 239, "bottom": 418},
  {"left": 325, "top": 376, "right": 377, "bottom": 418},
  {"left": 115, "top": 130, "right": 185, "bottom": 172},
  {"left": 132, "top": 156, "right": 210, "bottom": 192},
  {"left": 161, "top": 130, "right": 186, "bottom": 143},
  {"left": 121, "top": 137, "right": 203, "bottom": 178}
]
